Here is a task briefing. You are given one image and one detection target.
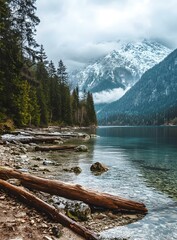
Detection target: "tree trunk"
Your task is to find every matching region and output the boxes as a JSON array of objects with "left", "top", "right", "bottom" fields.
[
  {"left": 0, "top": 179, "right": 99, "bottom": 240},
  {"left": 35, "top": 145, "right": 77, "bottom": 151},
  {"left": 0, "top": 167, "right": 148, "bottom": 213}
]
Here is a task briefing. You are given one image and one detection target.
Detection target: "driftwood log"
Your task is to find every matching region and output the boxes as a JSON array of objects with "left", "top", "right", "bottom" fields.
[
  {"left": 0, "top": 167, "right": 147, "bottom": 213},
  {"left": 2, "top": 136, "right": 63, "bottom": 144},
  {"left": 0, "top": 179, "right": 99, "bottom": 240},
  {"left": 35, "top": 145, "right": 77, "bottom": 151}
]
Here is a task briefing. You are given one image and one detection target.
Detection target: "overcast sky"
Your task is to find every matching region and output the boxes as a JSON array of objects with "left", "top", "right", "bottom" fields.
[{"left": 36, "top": 0, "right": 177, "bottom": 71}]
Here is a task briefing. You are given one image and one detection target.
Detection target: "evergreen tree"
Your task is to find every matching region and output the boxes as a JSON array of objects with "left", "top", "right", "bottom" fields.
[
  {"left": 0, "top": 0, "right": 40, "bottom": 125},
  {"left": 38, "top": 44, "right": 48, "bottom": 64},
  {"left": 18, "top": 80, "right": 31, "bottom": 126},
  {"left": 86, "top": 92, "right": 97, "bottom": 126},
  {"left": 0, "top": 2, "right": 97, "bottom": 127},
  {"left": 57, "top": 60, "right": 71, "bottom": 124},
  {"left": 57, "top": 60, "right": 68, "bottom": 84},
  {"left": 0, "top": 1, "right": 22, "bottom": 121},
  {"left": 35, "top": 59, "right": 49, "bottom": 125},
  {"left": 63, "top": 85, "right": 72, "bottom": 125},
  {"left": 48, "top": 61, "right": 59, "bottom": 122},
  {"left": 29, "top": 87, "right": 40, "bottom": 126},
  {"left": 71, "top": 87, "right": 79, "bottom": 125},
  {"left": 9, "top": 0, "right": 40, "bottom": 61}
]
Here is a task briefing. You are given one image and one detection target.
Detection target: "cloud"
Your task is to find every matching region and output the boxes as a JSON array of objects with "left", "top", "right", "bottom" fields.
[
  {"left": 93, "top": 87, "right": 130, "bottom": 104},
  {"left": 36, "top": 0, "right": 177, "bottom": 70}
]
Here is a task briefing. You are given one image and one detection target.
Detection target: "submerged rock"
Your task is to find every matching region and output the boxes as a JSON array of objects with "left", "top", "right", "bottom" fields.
[
  {"left": 63, "top": 166, "right": 82, "bottom": 174},
  {"left": 71, "top": 166, "right": 82, "bottom": 174},
  {"left": 90, "top": 162, "right": 109, "bottom": 174}
]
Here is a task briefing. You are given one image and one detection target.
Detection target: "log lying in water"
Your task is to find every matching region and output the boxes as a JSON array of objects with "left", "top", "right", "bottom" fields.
[
  {"left": 0, "top": 167, "right": 148, "bottom": 213},
  {"left": 35, "top": 145, "right": 77, "bottom": 151},
  {"left": 0, "top": 179, "right": 99, "bottom": 240}
]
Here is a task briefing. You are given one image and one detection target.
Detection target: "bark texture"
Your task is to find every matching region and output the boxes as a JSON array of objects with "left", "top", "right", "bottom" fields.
[
  {"left": 0, "top": 167, "right": 148, "bottom": 213},
  {"left": 35, "top": 145, "right": 77, "bottom": 151},
  {"left": 0, "top": 179, "right": 99, "bottom": 240}
]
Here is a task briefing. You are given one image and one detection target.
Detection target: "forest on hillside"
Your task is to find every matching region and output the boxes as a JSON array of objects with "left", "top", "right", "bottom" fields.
[{"left": 0, "top": 0, "right": 97, "bottom": 128}]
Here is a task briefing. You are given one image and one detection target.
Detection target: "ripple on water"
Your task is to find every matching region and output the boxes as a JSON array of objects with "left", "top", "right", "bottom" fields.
[{"left": 46, "top": 127, "right": 177, "bottom": 240}]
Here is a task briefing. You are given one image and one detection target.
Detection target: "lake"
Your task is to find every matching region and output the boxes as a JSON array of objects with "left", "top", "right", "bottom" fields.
[{"left": 52, "top": 126, "right": 177, "bottom": 239}]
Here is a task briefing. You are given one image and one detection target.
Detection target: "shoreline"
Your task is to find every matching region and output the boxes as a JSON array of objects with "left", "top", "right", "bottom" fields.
[{"left": 0, "top": 128, "right": 145, "bottom": 240}]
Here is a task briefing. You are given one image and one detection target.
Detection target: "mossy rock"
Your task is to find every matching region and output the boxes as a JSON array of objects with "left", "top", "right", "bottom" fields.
[
  {"left": 0, "top": 119, "right": 14, "bottom": 133},
  {"left": 65, "top": 201, "right": 91, "bottom": 221}
]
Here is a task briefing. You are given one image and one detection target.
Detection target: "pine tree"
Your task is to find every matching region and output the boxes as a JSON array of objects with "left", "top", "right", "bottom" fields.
[
  {"left": 35, "top": 59, "right": 49, "bottom": 125},
  {"left": 86, "top": 92, "right": 97, "bottom": 126},
  {"left": 9, "top": 0, "right": 40, "bottom": 61},
  {"left": 48, "top": 61, "right": 58, "bottom": 122},
  {"left": 71, "top": 88, "right": 79, "bottom": 125},
  {"left": 0, "top": 0, "right": 22, "bottom": 119},
  {"left": 57, "top": 60, "right": 68, "bottom": 84},
  {"left": 0, "top": 0, "right": 40, "bottom": 125},
  {"left": 57, "top": 60, "right": 71, "bottom": 124},
  {"left": 18, "top": 80, "right": 31, "bottom": 126},
  {"left": 29, "top": 87, "right": 40, "bottom": 126},
  {"left": 0, "top": 1, "right": 98, "bottom": 128}
]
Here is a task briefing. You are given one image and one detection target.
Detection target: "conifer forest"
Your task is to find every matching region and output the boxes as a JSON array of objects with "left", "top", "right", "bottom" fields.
[{"left": 0, "top": 0, "right": 97, "bottom": 127}]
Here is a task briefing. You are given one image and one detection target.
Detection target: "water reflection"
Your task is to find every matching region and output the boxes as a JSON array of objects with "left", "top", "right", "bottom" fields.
[
  {"left": 47, "top": 126, "right": 177, "bottom": 239},
  {"left": 95, "top": 126, "right": 177, "bottom": 239},
  {"left": 96, "top": 126, "right": 177, "bottom": 200}
]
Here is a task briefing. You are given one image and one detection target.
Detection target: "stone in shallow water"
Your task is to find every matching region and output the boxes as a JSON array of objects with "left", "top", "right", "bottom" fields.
[
  {"left": 90, "top": 162, "right": 109, "bottom": 174},
  {"left": 63, "top": 166, "right": 82, "bottom": 174},
  {"left": 71, "top": 166, "right": 82, "bottom": 174},
  {"left": 75, "top": 145, "right": 88, "bottom": 152}
]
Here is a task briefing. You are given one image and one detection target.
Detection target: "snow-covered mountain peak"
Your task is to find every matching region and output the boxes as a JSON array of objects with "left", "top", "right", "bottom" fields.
[{"left": 69, "top": 39, "right": 171, "bottom": 105}]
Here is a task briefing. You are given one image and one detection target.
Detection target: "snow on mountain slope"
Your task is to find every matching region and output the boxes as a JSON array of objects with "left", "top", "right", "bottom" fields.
[
  {"left": 98, "top": 48, "right": 177, "bottom": 125},
  {"left": 70, "top": 39, "right": 171, "bottom": 104}
]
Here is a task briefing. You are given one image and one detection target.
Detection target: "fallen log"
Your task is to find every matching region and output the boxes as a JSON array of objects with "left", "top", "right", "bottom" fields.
[
  {"left": 35, "top": 145, "right": 77, "bottom": 151},
  {"left": 0, "top": 179, "right": 99, "bottom": 240},
  {"left": 1, "top": 136, "right": 63, "bottom": 144},
  {"left": 0, "top": 167, "right": 148, "bottom": 213},
  {"left": 30, "top": 136, "right": 63, "bottom": 143}
]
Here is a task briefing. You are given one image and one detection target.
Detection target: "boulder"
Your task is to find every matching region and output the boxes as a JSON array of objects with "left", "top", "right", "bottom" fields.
[
  {"left": 90, "top": 162, "right": 109, "bottom": 174},
  {"left": 75, "top": 145, "right": 88, "bottom": 152},
  {"left": 65, "top": 201, "right": 91, "bottom": 221}
]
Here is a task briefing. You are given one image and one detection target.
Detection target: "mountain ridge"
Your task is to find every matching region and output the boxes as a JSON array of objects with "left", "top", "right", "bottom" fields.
[
  {"left": 70, "top": 39, "right": 171, "bottom": 105},
  {"left": 98, "top": 48, "right": 177, "bottom": 125}
]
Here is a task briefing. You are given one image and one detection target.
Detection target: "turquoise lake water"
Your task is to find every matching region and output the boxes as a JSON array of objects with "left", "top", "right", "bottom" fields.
[{"left": 52, "top": 126, "right": 177, "bottom": 239}]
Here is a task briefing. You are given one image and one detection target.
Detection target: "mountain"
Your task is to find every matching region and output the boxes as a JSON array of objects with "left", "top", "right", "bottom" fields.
[
  {"left": 70, "top": 39, "right": 171, "bottom": 105},
  {"left": 98, "top": 48, "right": 177, "bottom": 125}
]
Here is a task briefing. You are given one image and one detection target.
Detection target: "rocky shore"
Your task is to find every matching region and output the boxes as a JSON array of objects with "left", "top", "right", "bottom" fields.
[{"left": 0, "top": 128, "right": 145, "bottom": 240}]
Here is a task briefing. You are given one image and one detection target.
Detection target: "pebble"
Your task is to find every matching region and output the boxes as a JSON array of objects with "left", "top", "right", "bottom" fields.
[
  {"left": 15, "top": 212, "right": 26, "bottom": 218},
  {"left": 107, "top": 212, "right": 117, "bottom": 220},
  {"left": 0, "top": 196, "right": 6, "bottom": 200},
  {"left": 41, "top": 223, "right": 48, "bottom": 228},
  {"left": 43, "top": 236, "right": 53, "bottom": 240},
  {"left": 30, "top": 219, "right": 35, "bottom": 225},
  {"left": 20, "top": 219, "right": 26, "bottom": 223}
]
